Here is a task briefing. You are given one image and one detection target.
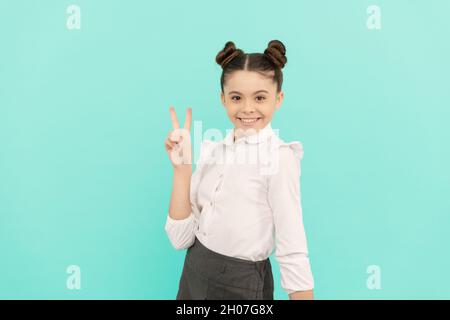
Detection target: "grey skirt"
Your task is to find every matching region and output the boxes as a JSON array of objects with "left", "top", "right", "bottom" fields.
[{"left": 176, "top": 236, "right": 274, "bottom": 300}]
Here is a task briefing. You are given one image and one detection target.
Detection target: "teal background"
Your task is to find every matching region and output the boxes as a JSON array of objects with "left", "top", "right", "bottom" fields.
[{"left": 1, "top": 0, "right": 449, "bottom": 299}]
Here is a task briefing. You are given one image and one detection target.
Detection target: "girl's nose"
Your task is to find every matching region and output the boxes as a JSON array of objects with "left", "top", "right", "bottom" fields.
[{"left": 241, "top": 105, "right": 257, "bottom": 114}]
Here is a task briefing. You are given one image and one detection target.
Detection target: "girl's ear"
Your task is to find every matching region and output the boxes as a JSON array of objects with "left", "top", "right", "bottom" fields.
[
  {"left": 275, "top": 91, "right": 284, "bottom": 109},
  {"left": 220, "top": 91, "right": 226, "bottom": 107}
]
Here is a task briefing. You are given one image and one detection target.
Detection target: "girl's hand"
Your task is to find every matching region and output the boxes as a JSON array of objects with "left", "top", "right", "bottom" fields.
[{"left": 165, "top": 106, "right": 192, "bottom": 171}]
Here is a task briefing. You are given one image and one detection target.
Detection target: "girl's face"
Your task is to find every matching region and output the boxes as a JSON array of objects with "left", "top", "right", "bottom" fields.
[{"left": 221, "top": 70, "right": 283, "bottom": 132}]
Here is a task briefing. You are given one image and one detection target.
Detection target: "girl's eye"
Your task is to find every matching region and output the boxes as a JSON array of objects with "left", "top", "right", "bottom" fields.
[
  {"left": 231, "top": 96, "right": 241, "bottom": 101},
  {"left": 256, "top": 96, "right": 266, "bottom": 101}
]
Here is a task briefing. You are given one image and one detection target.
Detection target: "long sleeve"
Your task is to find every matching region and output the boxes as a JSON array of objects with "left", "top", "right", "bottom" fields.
[
  {"left": 165, "top": 211, "right": 198, "bottom": 250},
  {"left": 267, "top": 142, "right": 314, "bottom": 294},
  {"left": 164, "top": 140, "right": 212, "bottom": 250},
  {"left": 164, "top": 163, "right": 202, "bottom": 251}
]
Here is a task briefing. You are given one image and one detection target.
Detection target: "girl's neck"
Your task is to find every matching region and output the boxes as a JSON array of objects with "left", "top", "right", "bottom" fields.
[{"left": 233, "top": 127, "right": 261, "bottom": 143}]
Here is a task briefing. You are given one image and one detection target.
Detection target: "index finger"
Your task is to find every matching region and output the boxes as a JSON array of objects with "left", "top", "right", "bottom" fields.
[
  {"left": 184, "top": 107, "right": 192, "bottom": 131},
  {"left": 169, "top": 106, "right": 180, "bottom": 129}
]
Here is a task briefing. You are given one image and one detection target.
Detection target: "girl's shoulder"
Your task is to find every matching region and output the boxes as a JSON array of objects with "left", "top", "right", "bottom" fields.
[{"left": 270, "top": 134, "right": 305, "bottom": 161}]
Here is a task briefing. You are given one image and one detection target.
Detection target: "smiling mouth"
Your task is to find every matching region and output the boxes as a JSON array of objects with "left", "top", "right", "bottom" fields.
[{"left": 237, "top": 117, "right": 262, "bottom": 124}]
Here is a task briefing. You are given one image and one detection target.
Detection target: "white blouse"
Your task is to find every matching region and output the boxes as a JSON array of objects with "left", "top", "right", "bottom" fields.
[{"left": 165, "top": 122, "right": 314, "bottom": 294}]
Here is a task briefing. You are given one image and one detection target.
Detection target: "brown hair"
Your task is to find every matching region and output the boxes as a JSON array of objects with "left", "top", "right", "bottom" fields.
[{"left": 215, "top": 40, "right": 287, "bottom": 93}]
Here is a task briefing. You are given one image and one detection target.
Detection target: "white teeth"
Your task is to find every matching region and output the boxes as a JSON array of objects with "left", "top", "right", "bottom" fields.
[{"left": 240, "top": 118, "right": 259, "bottom": 123}]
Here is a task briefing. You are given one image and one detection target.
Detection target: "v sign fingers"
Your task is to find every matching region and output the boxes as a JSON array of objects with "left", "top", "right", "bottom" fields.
[
  {"left": 169, "top": 106, "right": 180, "bottom": 129},
  {"left": 184, "top": 107, "right": 192, "bottom": 131},
  {"left": 169, "top": 106, "right": 182, "bottom": 143},
  {"left": 165, "top": 106, "right": 193, "bottom": 169}
]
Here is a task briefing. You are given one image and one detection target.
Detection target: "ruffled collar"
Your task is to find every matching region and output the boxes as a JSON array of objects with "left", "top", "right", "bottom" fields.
[{"left": 222, "top": 122, "right": 276, "bottom": 146}]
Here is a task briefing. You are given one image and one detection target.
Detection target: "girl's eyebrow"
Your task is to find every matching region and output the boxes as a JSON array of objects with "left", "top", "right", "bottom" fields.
[{"left": 228, "top": 90, "right": 269, "bottom": 95}]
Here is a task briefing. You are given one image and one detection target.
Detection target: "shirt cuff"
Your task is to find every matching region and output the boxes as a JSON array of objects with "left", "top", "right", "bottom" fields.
[
  {"left": 165, "top": 212, "right": 194, "bottom": 226},
  {"left": 279, "top": 254, "right": 315, "bottom": 294}
]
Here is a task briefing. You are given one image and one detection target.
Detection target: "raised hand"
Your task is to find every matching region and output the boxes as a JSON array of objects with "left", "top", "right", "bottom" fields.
[{"left": 164, "top": 106, "right": 192, "bottom": 170}]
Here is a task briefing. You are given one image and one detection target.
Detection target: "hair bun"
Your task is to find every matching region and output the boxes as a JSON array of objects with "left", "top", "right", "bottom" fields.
[
  {"left": 216, "top": 41, "right": 244, "bottom": 69},
  {"left": 264, "top": 40, "right": 287, "bottom": 69}
]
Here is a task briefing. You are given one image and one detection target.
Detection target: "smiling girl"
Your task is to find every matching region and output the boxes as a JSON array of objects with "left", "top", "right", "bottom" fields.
[{"left": 164, "top": 40, "right": 314, "bottom": 300}]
